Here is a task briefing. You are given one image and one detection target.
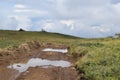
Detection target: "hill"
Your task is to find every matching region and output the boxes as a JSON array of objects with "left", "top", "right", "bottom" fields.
[{"left": 0, "top": 30, "right": 79, "bottom": 48}]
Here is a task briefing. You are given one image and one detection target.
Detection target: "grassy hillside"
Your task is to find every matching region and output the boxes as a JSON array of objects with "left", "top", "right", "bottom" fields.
[
  {"left": 0, "top": 30, "right": 120, "bottom": 80},
  {"left": 0, "top": 30, "right": 79, "bottom": 49}
]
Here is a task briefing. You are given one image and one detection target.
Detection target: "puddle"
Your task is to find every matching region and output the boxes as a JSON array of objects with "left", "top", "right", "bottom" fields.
[
  {"left": 42, "top": 48, "right": 68, "bottom": 53},
  {"left": 7, "top": 58, "right": 71, "bottom": 72}
]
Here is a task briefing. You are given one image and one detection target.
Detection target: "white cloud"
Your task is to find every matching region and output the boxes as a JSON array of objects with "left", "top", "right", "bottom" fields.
[
  {"left": 55, "top": 0, "right": 111, "bottom": 19},
  {"left": 0, "top": 17, "right": 17, "bottom": 30},
  {"left": 1, "top": 0, "right": 120, "bottom": 38},
  {"left": 14, "top": 4, "right": 26, "bottom": 9},
  {"left": 99, "top": 28, "right": 111, "bottom": 32},
  {"left": 112, "top": 3, "right": 120, "bottom": 13},
  {"left": 60, "top": 20, "right": 75, "bottom": 30},
  {"left": 92, "top": 26, "right": 111, "bottom": 33},
  {"left": 42, "top": 22, "right": 54, "bottom": 31},
  {"left": 92, "top": 26, "right": 100, "bottom": 30},
  {"left": 9, "top": 15, "right": 32, "bottom": 30},
  {"left": 13, "top": 4, "right": 48, "bottom": 18},
  {"left": 14, "top": 9, "right": 31, "bottom": 13},
  {"left": 60, "top": 20, "right": 74, "bottom": 26},
  {"left": 14, "top": 4, "right": 47, "bottom": 15},
  {"left": 13, "top": 9, "right": 45, "bottom": 14},
  {"left": 70, "top": 25, "right": 74, "bottom": 30}
]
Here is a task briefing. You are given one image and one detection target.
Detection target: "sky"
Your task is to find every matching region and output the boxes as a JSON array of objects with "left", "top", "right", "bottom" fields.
[{"left": 0, "top": 0, "right": 120, "bottom": 38}]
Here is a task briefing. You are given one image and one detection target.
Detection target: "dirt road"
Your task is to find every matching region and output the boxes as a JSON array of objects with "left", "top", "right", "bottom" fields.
[
  {"left": 16, "top": 51, "right": 78, "bottom": 80},
  {"left": 0, "top": 42, "right": 79, "bottom": 80}
]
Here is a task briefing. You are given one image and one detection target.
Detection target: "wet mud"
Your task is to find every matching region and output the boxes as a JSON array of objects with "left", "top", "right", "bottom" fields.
[{"left": 0, "top": 42, "right": 79, "bottom": 80}]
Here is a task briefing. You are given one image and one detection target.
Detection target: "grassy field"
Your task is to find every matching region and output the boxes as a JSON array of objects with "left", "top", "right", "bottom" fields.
[{"left": 0, "top": 30, "right": 120, "bottom": 80}]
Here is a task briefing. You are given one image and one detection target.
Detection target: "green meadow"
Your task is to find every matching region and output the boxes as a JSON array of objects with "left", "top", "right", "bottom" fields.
[{"left": 0, "top": 30, "right": 120, "bottom": 80}]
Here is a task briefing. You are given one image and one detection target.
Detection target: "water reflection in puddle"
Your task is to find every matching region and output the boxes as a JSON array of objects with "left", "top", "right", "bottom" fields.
[
  {"left": 42, "top": 48, "right": 68, "bottom": 53},
  {"left": 7, "top": 58, "right": 71, "bottom": 72}
]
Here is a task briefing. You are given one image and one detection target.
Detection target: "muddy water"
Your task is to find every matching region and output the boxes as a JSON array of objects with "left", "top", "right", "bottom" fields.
[
  {"left": 42, "top": 48, "right": 68, "bottom": 53},
  {"left": 8, "top": 58, "right": 71, "bottom": 72},
  {"left": 6, "top": 48, "right": 72, "bottom": 80}
]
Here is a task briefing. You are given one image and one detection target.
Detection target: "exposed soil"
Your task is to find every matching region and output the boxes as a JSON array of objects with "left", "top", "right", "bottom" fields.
[
  {"left": 17, "top": 67, "right": 78, "bottom": 80},
  {"left": 0, "top": 41, "right": 79, "bottom": 80}
]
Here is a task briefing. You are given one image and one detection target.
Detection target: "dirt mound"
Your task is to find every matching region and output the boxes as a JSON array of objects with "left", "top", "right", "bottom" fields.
[
  {"left": 0, "top": 41, "right": 44, "bottom": 66},
  {"left": 17, "top": 41, "right": 41, "bottom": 52}
]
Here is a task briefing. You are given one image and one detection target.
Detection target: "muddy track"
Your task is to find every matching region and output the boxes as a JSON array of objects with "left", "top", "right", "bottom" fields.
[
  {"left": 0, "top": 42, "right": 79, "bottom": 80},
  {"left": 16, "top": 50, "right": 78, "bottom": 80}
]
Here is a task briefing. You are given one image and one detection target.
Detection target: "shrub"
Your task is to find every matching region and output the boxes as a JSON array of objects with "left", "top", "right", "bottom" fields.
[{"left": 19, "top": 28, "right": 25, "bottom": 31}]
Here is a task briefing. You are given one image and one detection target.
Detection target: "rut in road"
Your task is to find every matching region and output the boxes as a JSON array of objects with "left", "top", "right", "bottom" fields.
[{"left": 14, "top": 48, "right": 79, "bottom": 80}]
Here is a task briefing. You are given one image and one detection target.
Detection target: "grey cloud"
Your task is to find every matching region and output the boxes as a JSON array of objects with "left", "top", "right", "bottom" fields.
[{"left": 111, "top": 0, "right": 120, "bottom": 4}]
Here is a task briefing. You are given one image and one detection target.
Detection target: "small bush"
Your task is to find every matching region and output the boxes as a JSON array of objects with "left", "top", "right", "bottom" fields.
[
  {"left": 19, "top": 28, "right": 25, "bottom": 31},
  {"left": 41, "top": 29, "right": 47, "bottom": 32}
]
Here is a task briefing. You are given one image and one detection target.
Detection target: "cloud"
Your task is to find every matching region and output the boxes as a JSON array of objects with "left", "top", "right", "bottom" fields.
[
  {"left": 42, "top": 22, "right": 54, "bottom": 31},
  {"left": 13, "top": 9, "right": 44, "bottom": 14},
  {"left": 14, "top": 9, "right": 31, "bottom": 13},
  {"left": 55, "top": 0, "right": 111, "bottom": 19},
  {"left": 14, "top": 4, "right": 26, "bottom": 9},
  {"left": 0, "top": 0, "right": 120, "bottom": 38},
  {"left": 13, "top": 4, "right": 48, "bottom": 17},
  {"left": 99, "top": 28, "right": 110, "bottom": 33},
  {"left": 112, "top": 3, "right": 120, "bottom": 13},
  {"left": 9, "top": 15, "right": 32, "bottom": 30},
  {"left": 60, "top": 20, "right": 74, "bottom": 30},
  {"left": 111, "top": 0, "right": 120, "bottom": 4},
  {"left": 0, "top": 17, "right": 17, "bottom": 30},
  {"left": 92, "top": 26, "right": 111, "bottom": 33},
  {"left": 60, "top": 20, "right": 74, "bottom": 26}
]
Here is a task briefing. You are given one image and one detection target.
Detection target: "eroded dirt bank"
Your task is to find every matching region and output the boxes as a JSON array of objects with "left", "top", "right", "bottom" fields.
[{"left": 0, "top": 41, "right": 79, "bottom": 80}]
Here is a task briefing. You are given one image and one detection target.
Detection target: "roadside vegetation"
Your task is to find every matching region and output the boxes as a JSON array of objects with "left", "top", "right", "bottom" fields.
[
  {"left": 73, "top": 39, "right": 120, "bottom": 80},
  {"left": 0, "top": 30, "right": 120, "bottom": 80}
]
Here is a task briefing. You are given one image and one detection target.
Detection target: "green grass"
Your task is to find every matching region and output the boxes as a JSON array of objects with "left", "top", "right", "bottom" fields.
[
  {"left": 0, "top": 30, "right": 120, "bottom": 80},
  {"left": 73, "top": 39, "right": 120, "bottom": 80},
  {"left": 0, "top": 30, "right": 79, "bottom": 49}
]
